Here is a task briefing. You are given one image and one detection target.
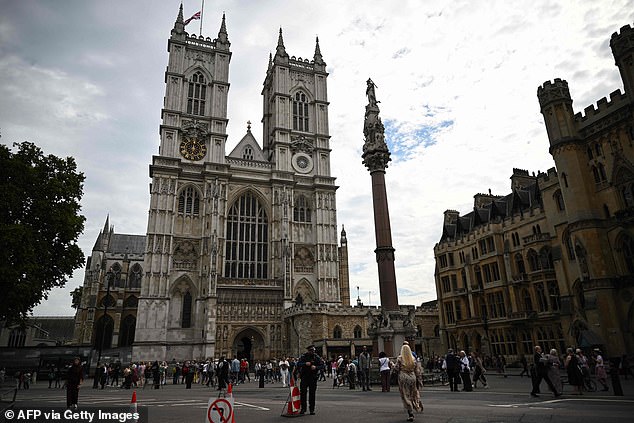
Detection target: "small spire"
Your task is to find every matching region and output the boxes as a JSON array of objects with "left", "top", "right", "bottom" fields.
[
  {"left": 278, "top": 27, "right": 285, "bottom": 48},
  {"left": 314, "top": 36, "right": 324, "bottom": 64},
  {"left": 103, "top": 214, "right": 110, "bottom": 234},
  {"left": 219, "top": 12, "right": 227, "bottom": 36},
  {"left": 340, "top": 225, "right": 347, "bottom": 245},
  {"left": 216, "top": 12, "right": 230, "bottom": 47},
  {"left": 276, "top": 27, "right": 287, "bottom": 57},
  {"left": 177, "top": 3, "right": 184, "bottom": 23},
  {"left": 268, "top": 52, "right": 273, "bottom": 69},
  {"left": 172, "top": 3, "right": 185, "bottom": 36},
  {"left": 247, "top": 120, "right": 252, "bottom": 132}
]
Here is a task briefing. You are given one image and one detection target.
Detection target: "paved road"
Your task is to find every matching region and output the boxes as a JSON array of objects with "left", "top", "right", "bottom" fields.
[{"left": 5, "top": 373, "right": 634, "bottom": 422}]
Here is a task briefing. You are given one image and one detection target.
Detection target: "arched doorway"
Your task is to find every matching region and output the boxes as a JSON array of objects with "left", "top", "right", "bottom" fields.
[
  {"left": 118, "top": 315, "right": 136, "bottom": 347},
  {"left": 473, "top": 332, "right": 482, "bottom": 353},
  {"left": 94, "top": 314, "right": 114, "bottom": 350},
  {"left": 232, "top": 327, "right": 265, "bottom": 363}
]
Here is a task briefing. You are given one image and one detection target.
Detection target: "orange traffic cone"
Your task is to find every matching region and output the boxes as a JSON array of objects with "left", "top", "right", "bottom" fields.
[
  {"left": 281, "top": 376, "right": 301, "bottom": 417},
  {"left": 227, "top": 383, "right": 235, "bottom": 423},
  {"left": 130, "top": 390, "right": 138, "bottom": 422}
]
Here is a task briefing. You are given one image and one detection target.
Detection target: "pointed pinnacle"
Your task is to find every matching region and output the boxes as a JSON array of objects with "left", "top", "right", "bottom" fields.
[
  {"left": 219, "top": 12, "right": 227, "bottom": 35},
  {"left": 314, "top": 36, "right": 323, "bottom": 63},
  {"left": 177, "top": 2, "right": 184, "bottom": 23},
  {"left": 278, "top": 27, "right": 285, "bottom": 47}
]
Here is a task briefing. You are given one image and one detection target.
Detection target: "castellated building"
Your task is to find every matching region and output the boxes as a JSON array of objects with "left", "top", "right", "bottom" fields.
[
  {"left": 435, "top": 24, "right": 634, "bottom": 359},
  {"left": 72, "top": 6, "right": 441, "bottom": 363}
]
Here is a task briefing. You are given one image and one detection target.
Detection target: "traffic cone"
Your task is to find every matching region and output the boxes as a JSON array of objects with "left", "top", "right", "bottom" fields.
[
  {"left": 227, "top": 383, "right": 235, "bottom": 423},
  {"left": 130, "top": 390, "right": 138, "bottom": 422},
  {"left": 281, "top": 376, "right": 301, "bottom": 417}
]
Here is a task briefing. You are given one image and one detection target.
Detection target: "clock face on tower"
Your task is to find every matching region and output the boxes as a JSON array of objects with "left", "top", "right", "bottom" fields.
[{"left": 179, "top": 137, "right": 207, "bottom": 161}]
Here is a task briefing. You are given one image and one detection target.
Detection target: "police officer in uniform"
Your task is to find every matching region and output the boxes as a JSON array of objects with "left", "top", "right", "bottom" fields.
[{"left": 297, "top": 345, "right": 325, "bottom": 415}]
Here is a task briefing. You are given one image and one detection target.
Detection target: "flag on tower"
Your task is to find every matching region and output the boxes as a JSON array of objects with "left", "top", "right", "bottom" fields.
[{"left": 184, "top": 11, "right": 201, "bottom": 26}]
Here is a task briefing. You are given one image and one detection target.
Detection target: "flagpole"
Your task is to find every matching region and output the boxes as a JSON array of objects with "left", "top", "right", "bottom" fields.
[{"left": 199, "top": 0, "right": 205, "bottom": 35}]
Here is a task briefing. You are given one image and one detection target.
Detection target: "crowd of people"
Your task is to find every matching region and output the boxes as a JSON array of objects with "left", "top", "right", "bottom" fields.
[{"left": 2, "top": 346, "right": 633, "bottom": 422}]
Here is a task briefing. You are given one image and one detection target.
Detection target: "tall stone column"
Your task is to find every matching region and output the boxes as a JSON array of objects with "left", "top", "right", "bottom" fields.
[{"left": 362, "top": 79, "right": 399, "bottom": 312}]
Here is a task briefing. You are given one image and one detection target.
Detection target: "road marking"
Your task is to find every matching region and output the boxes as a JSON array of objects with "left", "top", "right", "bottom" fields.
[
  {"left": 234, "top": 401, "right": 270, "bottom": 411},
  {"left": 489, "top": 397, "right": 634, "bottom": 408}
]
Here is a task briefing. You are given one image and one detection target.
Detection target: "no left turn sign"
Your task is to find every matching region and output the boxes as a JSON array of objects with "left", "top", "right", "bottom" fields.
[{"left": 207, "top": 397, "right": 233, "bottom": 423}]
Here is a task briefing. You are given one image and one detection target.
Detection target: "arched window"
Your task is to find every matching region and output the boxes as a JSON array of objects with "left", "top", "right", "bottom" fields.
[
  {"left": 181, "top": 291, "right": 192, "bottom": 328},
  {"left": 564, "top": 233, "right": 576, "bottom": 260},
  {"left": 434, "top": 325, "right": 440, "bottom": 337},
  {"left": 333, "top": 326, "right": 342, "bottom": 339},
  {"left": 527, "top": 249, "right": 540, "bottom": 271},
  {"left": 100, "top": 294, "right": 116, "bottom": 308},
  {"left": 293, "top": 195, "right": 311, "bottom": 223},
  {"left": 598, "top": 163, "right": 607, "bottom": 181},
  {"left": 592, "top": 165, "right": 602, "bottom": 183},
  {"left": 514, "top": 253, "right": 526, "bottom": 275},
  {"left": 353, "top": 326, "right": 362, "bottom": 339},
  {"left": 109, "top": 263, "right": 122, "bottom": 288},
  {"left": 224, "top": 192, "right": 269, "bottom": 279},
  {"left": 587, "top": 147, "right": 594, "bottom": 160},
  {"left": 187, "top": 71, "right": 206, "bottom": 116},
  {"left": 128, "top": 263, "right": 142, "bottom": 289},
  {"left": 123, "top": 295, "right": 138, "bottom": 308},
  {"left": 535, "top": 283, "right": 548, "bottom": 312},
  {"left": 178, "top": 186, "right": 200, "bottom": 216},
  {"left": 547, "top": 281, "right": 561, "bottom": 311},
  {"left": 554, "top": 190, "right": 565, "bottom": 211},
  {"left": 474, "top": 265, "right": 483, "bottom": 287},
  {"left": 595, "top": 143, "right": 603, "bottom": 157},
  {"left": 603, "top": 204, "right": 610, "bottom": 218},
  {"left": 7, "top": 328, "right": 26, "bottom": 347},
  {"left": 522, "top": 289, "right": 533, "bottom": 312},
  {"left": 292, "top": 91, "right": 309, "bottom": 132},
  {"left": 539, "top": 247, "right": 553, "bottom": 269},
  {"left": 621, "top": 235, "right": 634, "bottom": 273},
  {"left": 118, "top": 315, "right": 136, "bottom": 347},
  {"left": 94, "top": 314, "right": 114, "bottom": 350}
]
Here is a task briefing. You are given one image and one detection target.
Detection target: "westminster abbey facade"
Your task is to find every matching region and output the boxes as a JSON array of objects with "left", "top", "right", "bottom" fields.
[{"left": 72, "top": 6, "right": 441, "bottom": 362}]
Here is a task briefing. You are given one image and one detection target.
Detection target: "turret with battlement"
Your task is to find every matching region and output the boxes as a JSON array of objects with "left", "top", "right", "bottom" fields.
[
  {"left": 611, "top": 23, "right": 634, "bottom": 99},
  {"left": 537, "top": 79, "right": 580, "bottom": 150}
]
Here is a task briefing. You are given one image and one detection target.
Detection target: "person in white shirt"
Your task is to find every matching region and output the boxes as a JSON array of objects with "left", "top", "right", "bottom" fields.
[{"left": 279, "top": 358, "right": 290, "bottom": 387}]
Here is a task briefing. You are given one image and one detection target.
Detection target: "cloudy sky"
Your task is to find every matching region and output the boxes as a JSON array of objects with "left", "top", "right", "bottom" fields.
[{"left": 1, "top": 0, "right": 632, "bottom": 316}]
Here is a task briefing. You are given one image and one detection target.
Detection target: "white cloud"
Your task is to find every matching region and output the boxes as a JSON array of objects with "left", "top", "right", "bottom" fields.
[{"left": 1, "top": 0, "right": 631, "bottom": 315}]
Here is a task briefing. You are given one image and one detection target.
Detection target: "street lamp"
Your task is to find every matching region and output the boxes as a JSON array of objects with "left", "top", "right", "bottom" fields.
[{"left": 96, "top": 267, "right": 114, "bottom": 366}]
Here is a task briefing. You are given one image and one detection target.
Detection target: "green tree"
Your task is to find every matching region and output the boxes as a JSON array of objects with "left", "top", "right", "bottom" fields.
[
  {"left": 0, "top": 142, "right": 85, "bottom": 323},
  {"left": 70, "top": 287, "right": 83, "bottom": 310}
]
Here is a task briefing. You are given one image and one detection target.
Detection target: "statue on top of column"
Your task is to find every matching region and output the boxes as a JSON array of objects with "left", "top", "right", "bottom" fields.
[{"left": 366, "top": 78, "right": 379, "bottom": 108}]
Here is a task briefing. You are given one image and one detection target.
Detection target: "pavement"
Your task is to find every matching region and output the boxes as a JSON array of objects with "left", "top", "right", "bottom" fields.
[{"left": 3, "top": 371, "right": 634, "bottom": 423}]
